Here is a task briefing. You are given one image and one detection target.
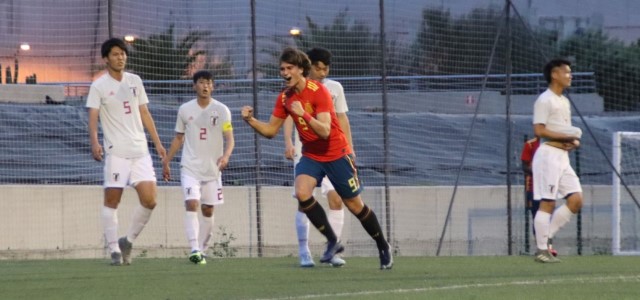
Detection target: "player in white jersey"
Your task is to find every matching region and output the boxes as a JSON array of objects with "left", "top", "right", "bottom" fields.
[
  {"left": 162, "top": 70, "right": 235, "bottom": 265},
  {"left": 531, "top": 58, "right": 583, "bottom": 263},
  {"left": 87, "top": 38, "right": 166, "bottom": 266},
  {"left": 283, "top": 48, "right": 353, "bottom": 267}
]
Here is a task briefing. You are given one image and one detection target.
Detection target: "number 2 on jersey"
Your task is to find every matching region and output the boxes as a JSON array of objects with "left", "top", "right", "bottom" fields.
[{"left": 200, "top": 128, "right": 207, "bottom": 140}]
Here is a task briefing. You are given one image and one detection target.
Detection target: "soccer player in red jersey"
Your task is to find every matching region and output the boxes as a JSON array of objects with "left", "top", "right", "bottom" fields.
[{"left": 241, "top": 47, "right": 392, "bottom": 269}]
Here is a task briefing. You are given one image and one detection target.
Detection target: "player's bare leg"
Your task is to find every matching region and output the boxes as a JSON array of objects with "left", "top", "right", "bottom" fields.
[
  {"left": 103, "top": 188, "right": 123, "bottom": 265},
  {"left": 343, "top": 195, "right": 392, "bottom": 269}
]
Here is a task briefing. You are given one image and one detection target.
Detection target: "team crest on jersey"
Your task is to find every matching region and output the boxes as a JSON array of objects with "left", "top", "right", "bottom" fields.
[
  {"left": 211, "top": 111, "right": 219, "bottom": 126},
  {"left": 304, "top": 102, "right": 314, "bottom": 113},
  {"left": 130, "top": 87, "right": 137, "bottom": 97}
]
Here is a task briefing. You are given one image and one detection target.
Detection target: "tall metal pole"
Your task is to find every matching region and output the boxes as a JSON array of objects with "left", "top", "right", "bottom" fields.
[
  {"left": 250, "top": 0, "right": 263, "bottom": 257},
  {"left": 379, "top": 0, "right": 391, "bottom": 242},
  {"left": 107, "top": 0, "right": 113, "bottom": 38},
  {"left": 504, "top": 0, "right": 514, "bottom": 255}
]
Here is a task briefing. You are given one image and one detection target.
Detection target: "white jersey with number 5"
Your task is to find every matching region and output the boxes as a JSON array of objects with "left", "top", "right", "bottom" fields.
[
  {"left": 176, "top": 98, "right": 232, "bottom": 181},
  {"left": 86, "top": 72, "right": 149, "bottom": 158},
  {"left": 293, "top": 78, "right": 348, "bottom": 160}
]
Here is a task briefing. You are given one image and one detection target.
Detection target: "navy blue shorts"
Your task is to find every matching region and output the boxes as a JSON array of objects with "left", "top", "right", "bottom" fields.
[{"left": 295, "top": 155, "right": 363, "bottom": 199}]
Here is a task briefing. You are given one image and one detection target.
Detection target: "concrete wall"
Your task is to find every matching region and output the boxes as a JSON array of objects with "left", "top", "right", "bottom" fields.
[
  {"left": 0, "top": 84, "right": 65, "bottom": 103},
  {"left": 0, "top": 184, "right": 627, "bottom": 260}
]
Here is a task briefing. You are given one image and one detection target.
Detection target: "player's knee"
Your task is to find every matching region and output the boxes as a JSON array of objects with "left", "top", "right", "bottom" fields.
[
  {"left": 141, "top": 199, "right": 156, "bottom": 210},
  {"left": 201, "top": 204, "right": 214, "bottom": 217},
  {"left": 295, "top": 190, "right": 313, "bottom": 202},
  {"left": 185, "top": 200, "right": 199, "bottom": 212}
]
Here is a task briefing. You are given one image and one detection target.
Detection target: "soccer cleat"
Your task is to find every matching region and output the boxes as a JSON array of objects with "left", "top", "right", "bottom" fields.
[
  {"left": 548, "top": 238, "right": 558, "bottom": 257},
  {"left": 534, "top": 249, "right": 561, "bottom": 263},
  {"left": 118, "top": 237, "right": 133, "bottom": 265},
  {"left": 320, "top": 240, "right": 344, "bottom": 264},
  {"left": 189, "top": 250, "right": 205, "bottom": 265},
  {"left": 379, "top": 244, "right": 393, "bottom": 270},
  {"left": 110, "top": 252, "right": 122, "bottom": 266},
  {"left": 329, "top": 255, "right": 346, "bottom": 267},
  {"left": 299, "top": 253, "right": 315, "bottom": 268}
]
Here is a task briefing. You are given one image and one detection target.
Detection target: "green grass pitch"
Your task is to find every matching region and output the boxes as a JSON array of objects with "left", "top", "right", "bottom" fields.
[{"left": 1, "top": 256, "right": 639, "bottom": 299}]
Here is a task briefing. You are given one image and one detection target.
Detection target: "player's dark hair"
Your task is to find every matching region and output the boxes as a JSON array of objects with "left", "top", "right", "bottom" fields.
[
  {"left": 543, "top": 58, "right": 571, "bottom": 84},
  {"left": 280, "top": 47, "right": 311, "bottom": 77},
  {"left": 306, "top": 47, "right": 332, "bottom": 66},
  {"left": 193, "top": 70, "right": 213, "bottom": 83},
  {"left": 101, "top": 38, "right": 128, "bottom": 58}
]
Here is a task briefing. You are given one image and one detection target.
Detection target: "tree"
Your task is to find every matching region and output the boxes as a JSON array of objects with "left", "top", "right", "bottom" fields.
[
  {"left": 127, "top": 25, "right": 208, "bottom": 81},
  {"left": 559, "top": 30, "right": 640, "bottom": 111}
]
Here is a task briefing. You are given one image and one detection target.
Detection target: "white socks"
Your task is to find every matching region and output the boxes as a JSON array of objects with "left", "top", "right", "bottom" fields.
[
  {"left": 102, "top": 206, "right": 119, "bottom": 253},
  {"left": 534, "top": 205, "right": 575, "bottom": 251},
  {"left": 126, "top": 206, "right": 153, "bottom": 243},
  {"left": 327, "top": 209, "right": 344, "bottom": 241},
  {"left": 296, "top": 209, "right": 345, "bottom": 256},
  {"left": 549, "top": 204, "right": 573, "bottom": 239},
  {"left": 534, "top": 211, "right": 551, "bottom": 251},
  {"left": 295, "top": 211, "right": 311, "bottom": 256},
  {"left": 185, "top": 211, "right": 200, "bottom": 252},
  {"left": 199, "top": 214, "right": 214, "bottom": 252}
]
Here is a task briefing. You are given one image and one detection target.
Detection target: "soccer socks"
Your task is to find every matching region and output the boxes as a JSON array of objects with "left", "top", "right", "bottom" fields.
[
  {"left": 299, "top": 196, "right": 337, "bottom": 242},
  {"left": 549, "top": 204, "right": 573, "bottom": 239},
  {"left": 295, "top": 211, "right": 311, "bottom": 256},
  {"left": 534, "top": 210, "right": 551, "bottom": 250},
  {"left": 126, "top": 205, "right": 153, "bottom": 243},
  {"left": 185, "top": 211, "right": 200, "bottom": 252},
  {"left": 102, "top": 206, "right": 119, "bottom": 253},
  {"left": 199, "top": 214, "right": 214, "bottom": 252},
  {"left": 356, "top": 205, "right": 388, "bottom": 251},
  {"left": 327, "top": 209, "right": 345, "bottom": 241}
]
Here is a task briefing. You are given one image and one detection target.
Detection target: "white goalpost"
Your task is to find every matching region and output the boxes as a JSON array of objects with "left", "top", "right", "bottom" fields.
[{"left": 612, "top": 131, "right": 640, "bottom": 256}]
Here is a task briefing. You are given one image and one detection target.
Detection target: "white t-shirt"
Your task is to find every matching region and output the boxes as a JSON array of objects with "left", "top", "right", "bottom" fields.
[
  {"left": 175, "top": 98, "right": 232, "bottom": 180},
  {"left": 533, "top": 89, "right": 582, "bottom": 141},
  {"left": 293, "top": 78, "right": 348, "bottom": 157},
  {"left": 86, "top": 72, "right": 150, "bottom": 158}
]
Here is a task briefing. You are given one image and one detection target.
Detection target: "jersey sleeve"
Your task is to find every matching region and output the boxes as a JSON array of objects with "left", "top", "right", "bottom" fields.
[
  {"left": 332, "top": 82, "right": 348, "bottom": 113},
  {"left": 134, "top": 75, "right": 149, "bottom": 106},
  {"left": 272, "top": 92, "right": 288, "bottom": 119},
  {"left": 222, "top": 105, "right": 233, "bottom": 132},
  {"left": 175, "top": 106, "right": 186, "bottom": 133},
  {"left": 86, "top": 83, "right": 101, "bottom": 109},
  {"left": 532, "top": 97, "right": 550, "bottom": 125}
]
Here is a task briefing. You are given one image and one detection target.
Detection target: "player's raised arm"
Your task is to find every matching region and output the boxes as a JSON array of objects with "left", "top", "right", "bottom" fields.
[
  {"left": 289, "top": 100, "right": 331, "bottom": 139},
  {"left": 283, "top": 116, "right": 296, "bottom": 160},
  {"left": 241, "top": 105, "right": 285, "bottom": 139}
]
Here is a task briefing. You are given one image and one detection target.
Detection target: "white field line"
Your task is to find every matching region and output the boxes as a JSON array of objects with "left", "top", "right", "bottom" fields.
[{"left": 252, "top": 274, "right": 640, "bottom": 300}]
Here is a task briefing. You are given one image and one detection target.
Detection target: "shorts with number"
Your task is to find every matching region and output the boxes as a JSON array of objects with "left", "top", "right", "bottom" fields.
[
  {"left": 291, "top": 160, "right": 336, "bottom": 199},
  {"left": 180, "top": 173, "right": 224, "bottom": 206},
  {"left": 295, "top": 155, "right": 362, "bottom": 199},
  {"left": 104, "top": 154, "right": 156, "bottom": 188},
  {"left": 532, "top": 144, "right": 582, "bottom": 201}
]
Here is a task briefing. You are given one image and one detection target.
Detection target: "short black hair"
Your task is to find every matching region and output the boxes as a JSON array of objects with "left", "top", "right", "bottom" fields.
[
  {"left": 101, "top": 38, "right": 128, "bottom": 58},
  {"left": 306, "top": 47, "right": 332, "bottom": 66},
  {"left": 543, "top": 58, "right": 572, "bottom": 84},
  {"left": 280, "top": 47, "right": 311, "bottom": 77},
  {"left": 193, "top": 70, "right": 213, "bottom": 83}
]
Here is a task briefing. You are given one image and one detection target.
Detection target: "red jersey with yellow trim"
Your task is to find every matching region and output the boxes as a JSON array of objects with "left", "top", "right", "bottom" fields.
[{"left": 272, "top": 79, "right": 352, "bottom": 162}]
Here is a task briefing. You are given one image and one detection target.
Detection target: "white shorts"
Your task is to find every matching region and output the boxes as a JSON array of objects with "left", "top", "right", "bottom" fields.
[
  {"left": 103, "top": 154, "right": 156, "bottom": 188},
  {"left": 532, "top": 144, "right": 582, "bottom": 201},
  {"left": 181, "top": 173, "right": 224, "bottom": 206}
]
